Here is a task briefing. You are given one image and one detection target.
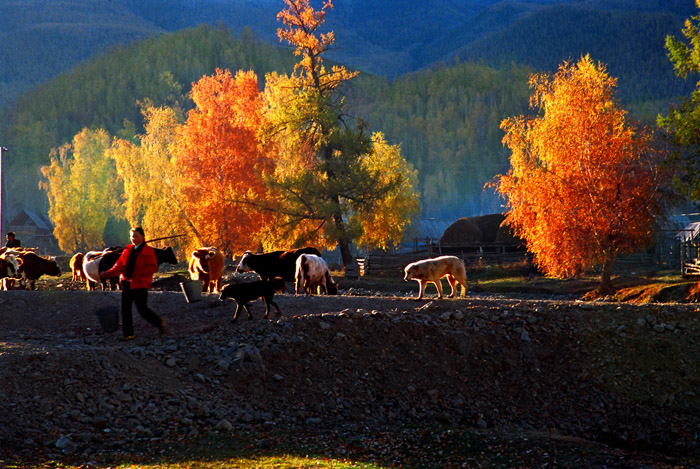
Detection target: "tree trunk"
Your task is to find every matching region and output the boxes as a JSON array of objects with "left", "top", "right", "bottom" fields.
[
  {"left": 332, "top": 211, "right": 355, "bottom": 267},
  {"left": 338, "top": 238, "right": 354, "bottom": 268},
  {"left": 599, "top": 257, "right": 614, "bottom": 296}
]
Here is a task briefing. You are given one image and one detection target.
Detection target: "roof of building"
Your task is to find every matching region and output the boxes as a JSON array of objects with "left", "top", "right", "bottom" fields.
[
  {"left": 9, "top": 209, "right": 53, "bottom": 231},
  {"left": 415, "top": 218, "right": 455, "bottom": 240}
]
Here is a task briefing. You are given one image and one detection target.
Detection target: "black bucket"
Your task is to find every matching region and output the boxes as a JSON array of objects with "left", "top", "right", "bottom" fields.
[
  {"left": 95, "top": 306, "right": 120, "bottom": 333},
  {"left": 180, "top": 280, "right": 202, "bottom": 303}
]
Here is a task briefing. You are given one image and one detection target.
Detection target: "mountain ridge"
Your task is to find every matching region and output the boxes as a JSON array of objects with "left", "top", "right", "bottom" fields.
[{"left": 0, "top": 0, "right": 694, "bottom": 110}]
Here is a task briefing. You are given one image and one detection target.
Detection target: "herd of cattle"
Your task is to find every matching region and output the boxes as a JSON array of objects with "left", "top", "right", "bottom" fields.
[
  {"left": 0, "top": 243, "right": 469, "bottom": 313},
  {"left": 0, "top": 247, "right": 61, "bottom": 290},
  {"left": 0, "top": 245, "right": 339, "bottom": 296}
]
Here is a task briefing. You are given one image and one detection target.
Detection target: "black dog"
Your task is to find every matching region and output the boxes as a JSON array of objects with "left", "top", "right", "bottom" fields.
[{"left": 219, "top": 278, "right": 286, "bottom": 321}]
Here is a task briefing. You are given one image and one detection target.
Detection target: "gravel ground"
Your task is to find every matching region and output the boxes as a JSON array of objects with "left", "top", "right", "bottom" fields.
[{"left": 1, "top": 273, "right": 700, "bottom": 467}]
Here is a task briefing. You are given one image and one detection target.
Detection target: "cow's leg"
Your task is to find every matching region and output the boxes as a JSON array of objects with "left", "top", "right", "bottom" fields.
[
  {"left": 243, "top": 303, "right": 254, "bottom": 320},
  {"left": 263, "top": 298, "right": 272, "bottom": 319},
  {"left": 232, "top": 302, "right": 244, "bottom": 322}
]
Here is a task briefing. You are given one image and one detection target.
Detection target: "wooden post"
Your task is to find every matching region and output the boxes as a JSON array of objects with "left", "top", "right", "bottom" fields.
[{"left": 0, "top": 147, "right": 5, "bottom": 236}]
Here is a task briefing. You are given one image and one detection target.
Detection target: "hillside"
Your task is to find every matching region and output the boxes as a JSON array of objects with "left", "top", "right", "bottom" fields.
[
  {"left": 0, "top": 0, "right": 698, "bottom": 225},
  {"left": 0, "top": 0, "right": 162, "bottom": 109},
  {"left": 452, "top": 3, "right": 695, "bottom": 105},
  {"left": 0, "top": 0, "right": 695, "bottom": 110}
]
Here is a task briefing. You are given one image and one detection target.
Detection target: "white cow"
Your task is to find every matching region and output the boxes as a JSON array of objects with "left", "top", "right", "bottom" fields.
[{"left": 295, "top": 254, "right": 338, "bottom": 295}]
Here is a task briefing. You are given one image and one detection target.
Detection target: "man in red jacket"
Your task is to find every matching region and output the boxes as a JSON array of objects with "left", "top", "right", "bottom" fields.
[{"left": 100, "top": 227, "right": 165, "bottom": 341}]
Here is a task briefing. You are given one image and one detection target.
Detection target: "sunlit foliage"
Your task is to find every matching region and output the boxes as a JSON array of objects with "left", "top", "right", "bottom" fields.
[
  {"left": 494, "top": 55, "right": 674, "bottom": 293},
  {"left": 261, "top": 0, "right": 420, "bottom": 263},
  {"left": 40, "top": 128, "right": 122, "bottom": 252},
  {"left": 659, "top": 0, "right": 700, "bottom": 202},
  {"left": 108, "top": 104, "right": 193, "bottom": 252},
  {"left": 175, "top": 68, "right": 275, "bottom": 255}
]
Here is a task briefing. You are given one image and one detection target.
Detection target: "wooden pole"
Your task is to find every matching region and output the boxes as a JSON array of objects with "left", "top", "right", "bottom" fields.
[
  {"left": 145, "top": 234, "right": 186, "bottom": 244},
  {"left": 0, "top": 147, "right": 5, "bottom": 236}
]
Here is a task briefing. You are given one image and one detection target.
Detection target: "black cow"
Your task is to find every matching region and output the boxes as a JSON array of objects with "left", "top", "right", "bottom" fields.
[
  {"left": 220, "top": 278, "right": 286, "bottom": 321},
  {"left": 16, "top": 252, "right": 61, "bottom": 290},
  {"left": 236, "top": 247, "right": 322, "bottom": 282},
  {"left": 154, "top": 246, "right": 178, "bottom": 266},
  {"left": 85, "top": 245, "right": 178, "bottom": 291}
]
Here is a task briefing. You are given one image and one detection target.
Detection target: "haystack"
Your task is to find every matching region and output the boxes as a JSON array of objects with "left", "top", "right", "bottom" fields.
[
  {"left": 470, "top": 213, "right": 506, "bottom": 243},
  {"left": 495, "top": 219, "right": 523, "bottom": 245},
  {"left": 439, "top": 217, "right": 482, "bottom": 244}
]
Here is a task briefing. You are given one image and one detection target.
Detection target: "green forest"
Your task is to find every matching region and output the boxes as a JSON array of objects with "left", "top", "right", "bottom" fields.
[{"left": 0, "top": 14, "right": 692, "bottom": 223}]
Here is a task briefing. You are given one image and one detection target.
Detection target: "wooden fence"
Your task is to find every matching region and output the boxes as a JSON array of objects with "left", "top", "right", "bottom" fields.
[
  {"left": 359, "top": 241, "right": 681, "bottom": 277},
  {"left": 358, "top": 244, "right": 531, "bottom": 276}
]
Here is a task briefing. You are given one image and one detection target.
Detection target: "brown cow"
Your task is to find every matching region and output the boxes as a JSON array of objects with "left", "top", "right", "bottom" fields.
[
  {"left": 69, "top": 252, "right": 85, "bottom": 282},
  {"left": 188, "top": 247, "right": 225, "bottom": 293},
  {"left": 17, "top": 252, "right": 61, "bottom": 290}
]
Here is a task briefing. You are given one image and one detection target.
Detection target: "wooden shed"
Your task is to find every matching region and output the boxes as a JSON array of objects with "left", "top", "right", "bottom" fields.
[{"left": 8, "top": 209, "right": 59, "bottom": 254}]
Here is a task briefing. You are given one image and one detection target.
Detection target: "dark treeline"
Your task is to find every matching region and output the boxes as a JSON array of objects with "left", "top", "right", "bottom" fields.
[
  {"left": 452, "top": 4, "right": 695, "bottom": 112},
  {"left": 0, "top": 24, "right": 295, "bottom": 214},
  {"left": 0, "top": 17, "right": 689, "bottom": 222},
  {"left": 351, "top": 63, "right": 532, "bottom": 218}
]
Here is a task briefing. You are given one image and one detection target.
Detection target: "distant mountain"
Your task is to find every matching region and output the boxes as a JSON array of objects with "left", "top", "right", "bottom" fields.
[
  {"left": 1, "top": 0, "right": 699, "bottom": 221},
  {"left": 0, "top": 1, "right": 162, "bottom": 108},
  {"left": 0, "top": 0, "right": 695, "bottom": 110},
  {"left": 448, "top": 2, "right": 694, "bottom": 103}
]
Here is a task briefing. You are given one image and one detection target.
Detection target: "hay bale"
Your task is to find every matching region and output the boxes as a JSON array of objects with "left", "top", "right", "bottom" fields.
[
  {"left": 440, "top": 218, "right": 482, "bottom": 244},
  {"left": 495, "top": 219, "right": 523, "bottom": 245},
  {"left": 471, "top": 214, "right": 506, "bottom": 243}
]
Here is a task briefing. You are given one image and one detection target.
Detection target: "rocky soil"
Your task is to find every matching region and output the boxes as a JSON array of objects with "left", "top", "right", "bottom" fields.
[{"left": 2, "top": 272, "right": 700, "bottom": 467}]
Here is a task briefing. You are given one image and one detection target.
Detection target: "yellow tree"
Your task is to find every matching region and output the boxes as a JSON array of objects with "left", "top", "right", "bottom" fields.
[
  {"left": 40, "top": 128, "right": 121, "bottom": 252},
  {"left": 261, "top": 0, "right": 420, "bottom": 264},
  {"left": 493, "top": 55, "right": 674, "bottom": 293},
  {"left": 108, "top": 104, "right": 196, "bottom": 252},
  {"left": 354, "top": 133, "right": 421, "bottom": 250},
  {"left": 175, "top": 68, "right": 275, "bottom": 254}
]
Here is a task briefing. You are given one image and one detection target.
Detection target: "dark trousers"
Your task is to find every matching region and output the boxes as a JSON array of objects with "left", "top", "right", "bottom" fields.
[{"left": 121, "top": 282, "right": 162, "bottom": 337}]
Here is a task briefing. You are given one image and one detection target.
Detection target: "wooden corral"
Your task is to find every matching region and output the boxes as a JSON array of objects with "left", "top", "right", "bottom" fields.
[
  {"left": 358, "top": 247, "right": 532, "bottom": 277},
  {"left": 359, "top": 213, "right": 529, "bottom": 277}
]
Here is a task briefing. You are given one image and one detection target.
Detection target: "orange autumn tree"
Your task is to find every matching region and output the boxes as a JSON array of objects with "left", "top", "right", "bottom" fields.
[
  {"left": 494, "top": 55, "right": 674, "bottom": 293},
  {"left": 175, "top": 68, "right": 274, "bottom": 254}
]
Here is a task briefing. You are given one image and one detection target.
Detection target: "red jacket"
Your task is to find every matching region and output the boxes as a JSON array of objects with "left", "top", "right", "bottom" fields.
[{"left": 102, "top": 244, "right": 158, "bottom": 289}]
